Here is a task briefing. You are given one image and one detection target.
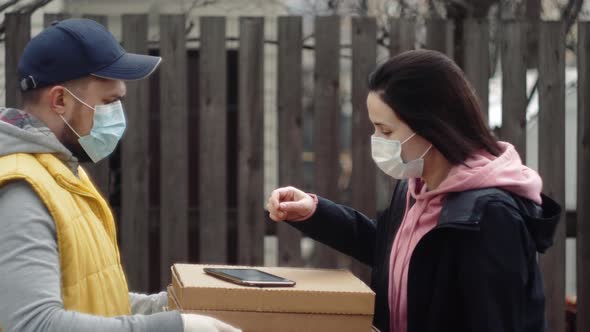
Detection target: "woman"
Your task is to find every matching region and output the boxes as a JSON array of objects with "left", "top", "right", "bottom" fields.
[{"left": 266, "top": 50, "right": 561, "bottom": 332}]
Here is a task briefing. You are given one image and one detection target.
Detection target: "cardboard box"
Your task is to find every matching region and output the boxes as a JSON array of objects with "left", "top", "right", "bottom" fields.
[{"left": 169, "top": 264, "right": 375, "bottom": 332}]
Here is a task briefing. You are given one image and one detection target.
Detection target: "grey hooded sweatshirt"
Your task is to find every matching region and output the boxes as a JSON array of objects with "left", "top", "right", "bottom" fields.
[{"left": 0, "top": 108, "right": 183, "bottom": 332}]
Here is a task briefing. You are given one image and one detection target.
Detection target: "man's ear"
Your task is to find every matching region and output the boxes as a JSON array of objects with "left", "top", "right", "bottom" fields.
[{"left": 47, "top": 86, "right": 68, "bottom": 115}]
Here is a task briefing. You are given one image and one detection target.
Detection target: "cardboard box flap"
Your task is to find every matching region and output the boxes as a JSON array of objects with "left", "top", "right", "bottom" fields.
[{"left": 171, "top": 264, "right": 375, "bottom": 315}]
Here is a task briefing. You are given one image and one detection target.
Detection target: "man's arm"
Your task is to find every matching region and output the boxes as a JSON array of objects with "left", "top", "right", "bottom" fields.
[{"left": 0, "top": 181, "right": 183, "bottom": 332}]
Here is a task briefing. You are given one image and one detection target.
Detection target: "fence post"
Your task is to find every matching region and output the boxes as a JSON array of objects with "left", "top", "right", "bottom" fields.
[
  {"left": 380, "top": 18, "right": 415, "bottom": 213},
  {"left": 120, "top": 14, "right": 151, "bottom": 293},
  {"left": 312, "top": 15, "right": 342, "bottom": 268},
  {"left": 80, "top": 14, "right": 111, "bottom": 199},
  {"left": 350, "top": 16, "right": 377, "bottom": 282},
  {"left": 538, "top": 20, "right": 566, "bottom": 332},
  {"left": 159, "top": 14, "right": 188, "bottom": 286},
  {"left": 5, "top": 12, "right": 30, "bottom": 108},
  {"left": 463, "top": 19, "right": 490, "bottom": 118},
  {"left": 277, "top": 16, "right": 304, "bottom": 267},
  {"left": 389, "top": 18, "right": 415, "bottom": 56},
  {"left": 577, "top": 20, "right": 590, "bottom": 332},
  {"left": 199, "top": 16, "right": 228, "bottom": 264},
  {"left": 426, "top": 18, "right": 454, "bottom": 58},
  {"left": 237, "top": 17, "right": 265, "bottom": 266},
  {"left": 500, "top": 21, "right": 527, "bottom": 158}
]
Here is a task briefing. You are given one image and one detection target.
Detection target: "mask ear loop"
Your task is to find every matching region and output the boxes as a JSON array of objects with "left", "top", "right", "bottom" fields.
[
  {"left": 59, "top": 114, "right": 81, "bottom": 138},
  {"left": 401, "top": 132, "right": 416, "bottom": 144},
  {"left": 62, "top": 87, "right": 95, "bottom": 112},
  {"left": 59, "top": 87, "right": 94, "bottom": 139},
  {"left": 419, "top": 144, "right": 433, "bottom": 159},
  {"left": 403, "top": 132, "right": 432, "bottom": 159}
]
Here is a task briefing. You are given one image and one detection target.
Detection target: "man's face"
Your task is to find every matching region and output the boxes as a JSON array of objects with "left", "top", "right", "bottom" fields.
[{"left": 58, "top": 77, "right": 126, "bottom": 162}]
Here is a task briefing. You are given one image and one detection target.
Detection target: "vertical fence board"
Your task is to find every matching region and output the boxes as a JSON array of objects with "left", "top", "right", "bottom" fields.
[
  {"left": 238, "top": 17, "right": 265, "bottom": 266},
  {"left": 389, "top": 18, "right": 415, "bottom": 56},
  {"left": 380, "top": 18, "right": 415, "bottom": 212},
  {"left": 538, "top": 21, "right": 566, "bottom": 332},
  {"left": 312, "top": 16, "right": 342, "bottom": 268},
  {"left": 159, "top": 14, "right": 188, "bottom": 286},
  {"left": 199, "top": 17, "right": 228, "bottom": 264},
  {"left": 277, "top": 16, "right": 304, "bottom": 267},
  {"left": 463, "top": 19, "right": 490, "bottom": 117},
  {"left": 426, "top": 18, "right": 454, "bottom": 58},
  {"left": 5, "top": 13, "right": 30, "bottom": 108},
  {"left": 350, "top": 16, "right": 377, "bottom": 281},
  {"left": 500, "top": 21, "right": 527, "bottom": 158},
  {"left": 120, "top": 14, "right": 150, "bottom": 292},
  {"left": 43, "top": 13, "right": 70, "bottom": 27},
  {"left": 80, "top": 14, "right": 110, "bottom": 197},
  {"left": 577, "top": 20, "right": 590, "bottom": 332}
]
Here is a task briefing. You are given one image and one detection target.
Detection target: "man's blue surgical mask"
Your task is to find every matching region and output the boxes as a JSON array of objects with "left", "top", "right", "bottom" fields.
[{"left": 60, "top": 87, "right": 126, "bottom": 163}]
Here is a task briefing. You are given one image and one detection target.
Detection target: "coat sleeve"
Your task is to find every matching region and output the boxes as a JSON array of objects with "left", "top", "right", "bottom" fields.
[
  {"left": 456, "top": 201, "right": 534, "bottom": 331},
  {"left": 286, "top": 196, "right": 378, "bottom": 266}
]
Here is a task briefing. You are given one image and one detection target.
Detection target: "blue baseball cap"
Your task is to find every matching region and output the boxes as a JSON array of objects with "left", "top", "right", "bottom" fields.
[{"left": 18, "top": 18, "right": 161, "bottom": 91}]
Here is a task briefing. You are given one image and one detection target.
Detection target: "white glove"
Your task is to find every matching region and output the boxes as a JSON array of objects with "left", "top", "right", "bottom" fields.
[{"left": 181, "top": 314, "right": 242, "bottom": 332}]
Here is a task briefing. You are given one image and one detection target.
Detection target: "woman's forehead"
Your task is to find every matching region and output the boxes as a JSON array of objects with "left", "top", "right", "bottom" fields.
[{"left": 367, "top": 92, "right": 401, "bottom": 125}]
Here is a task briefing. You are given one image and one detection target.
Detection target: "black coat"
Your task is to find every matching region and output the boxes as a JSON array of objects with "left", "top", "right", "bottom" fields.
[{"left": 288, "top": 180, "right": 561, "bottom": 332}]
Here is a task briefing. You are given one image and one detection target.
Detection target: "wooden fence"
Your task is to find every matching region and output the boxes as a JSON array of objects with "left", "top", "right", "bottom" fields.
[{"left": 2, "top": 12, "right": 589, "bottom": 332}]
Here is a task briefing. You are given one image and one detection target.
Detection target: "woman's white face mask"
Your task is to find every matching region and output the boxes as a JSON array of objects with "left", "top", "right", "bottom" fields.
[{"left": 371, "top": 133, "right": 432, "bottom": 179}]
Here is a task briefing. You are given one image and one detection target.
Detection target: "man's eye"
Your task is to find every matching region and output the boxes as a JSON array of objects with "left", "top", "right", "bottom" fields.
[{"left": 105, "top": 97, "right": 124, "bottom": 104}]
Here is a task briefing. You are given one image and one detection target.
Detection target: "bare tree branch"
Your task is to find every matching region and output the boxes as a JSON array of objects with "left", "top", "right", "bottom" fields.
[
  {"left": 0, "top": 0, "right": 21, "bottom": 13},
  {"left": 303, "top": 33, "right": 314, "bottom": 42},
  {"left": 327, "top": 0, "right": 341, "bottom": 12},
  {"left": 353, "top": 0, "right": 368, "bottom": 16},
  {"left": 185, "top": 20, "right": 195, "bottom": 35},
  {"left": 187, "top": 0, "right": 217, "bottom": 13},
  {"left": 447, "top": 0, "right": 475, "bottom": 15},
  {"left": 562, "top": 0, "right": 584, "bottom": 32},
  {"left": 184, "top": 0, "right": 216, "bottom": 35},
  {"left": 14, "top": 0, "right": 52, "bottom": 14},
  {"left": 399, "top": 0, "right": 407, "bottom": 16},
  {"left": 0, "top": 0, "right": 53, "bottom": 36}
]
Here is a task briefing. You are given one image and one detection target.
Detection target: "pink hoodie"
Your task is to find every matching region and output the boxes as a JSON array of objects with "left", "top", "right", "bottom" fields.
[{"left": 388, "top": 141, "right": 543, "bottom": 332}]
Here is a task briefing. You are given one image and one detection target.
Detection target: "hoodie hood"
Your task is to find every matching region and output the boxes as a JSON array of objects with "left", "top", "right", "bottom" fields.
[
  {"left": 409, "top": 141, "right": 560, "bottom": 253},
  {"left": 410, "top": 141, "right": 542, "bottom": 204},
  {"left": 514, "top": 192, "right": 561, "bottom": 253},
  {"left": 0, "top": 107, "right": 79, "bottom": 173}
]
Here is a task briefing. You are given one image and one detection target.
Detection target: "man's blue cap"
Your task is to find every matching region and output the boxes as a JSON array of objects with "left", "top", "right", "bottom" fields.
[{"left": 18, "top": 18, "right": 162, "bottom": 91}]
